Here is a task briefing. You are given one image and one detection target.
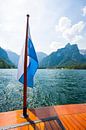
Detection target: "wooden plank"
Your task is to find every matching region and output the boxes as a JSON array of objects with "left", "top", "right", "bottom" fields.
[
  {"left": 40, "top": 122, "right": 47, "bottom": 130},
  {"left": 0, "top": 104, "right": 86, "bottom": 130},
  {"left": 44, "top": 121, "right": 53, "bottom": 130},
  {"left": 0, "top": 109, "right": 38, "bottom": 127},
  {"left": 54, "top": 120, "right": 62, "bottom": 130},
  {"left": 79, "top": 113, "right": 86, "bottom": 121},
  {"left": 34, "top": 106, "right": 57, "bottom": 119},
  {"left": 59, "top": 116, "right": 73, "bottom": 130},
  {"left": 63, "top": 115, "right": 80, "bottom": 130},
  {"left": 19, "top": 125, "right": 29, "bottom": 130},
  {"left": 54, "top": 104, "right": 86, "bottom": 116},
  {"left": 49, "top": 120, "right": 60, "bottom": 130},
  {"left": 10, "top": 120, "right": 62, "bottom": 130},
  {"left": 73, "top": 114, "right": 86, "bottom": 128},
  {"left": 10, "top": 126, "right": 28, "bottom": 130},
  {"left": 67, "top": 114, "right": 84, "bottom": 130},
  {"left": 35, "top": 123, "right": 41, "bottom": 130}
]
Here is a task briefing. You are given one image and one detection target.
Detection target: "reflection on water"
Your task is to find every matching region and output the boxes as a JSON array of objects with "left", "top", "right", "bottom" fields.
[{"left": 0, "top": 69, "right": 86, "bottom": 112}]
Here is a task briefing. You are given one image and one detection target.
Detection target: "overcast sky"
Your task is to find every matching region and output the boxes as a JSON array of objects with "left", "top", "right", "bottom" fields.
[{"left": 0, "top": 0, "right": 86, "bottom": 54}]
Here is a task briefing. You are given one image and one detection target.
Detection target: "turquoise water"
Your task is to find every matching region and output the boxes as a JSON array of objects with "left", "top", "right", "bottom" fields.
[{"left": 0, "top": 69, "right": 86, "bottom": 112}]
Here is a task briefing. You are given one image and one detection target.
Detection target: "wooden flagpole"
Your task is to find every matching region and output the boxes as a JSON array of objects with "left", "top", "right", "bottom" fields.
[{"left": 23, "top": 14, "right": 29, "bottom": 118}]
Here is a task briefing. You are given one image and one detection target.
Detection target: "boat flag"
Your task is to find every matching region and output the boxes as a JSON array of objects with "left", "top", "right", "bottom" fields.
[{"left": 17, "top": 16, "right": 38, "bottom": 88}]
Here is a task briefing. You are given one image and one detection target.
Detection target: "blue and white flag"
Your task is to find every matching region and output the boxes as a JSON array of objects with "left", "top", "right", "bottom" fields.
[{"left": 17, "top": 24, "right": 38, "bottom": 87}]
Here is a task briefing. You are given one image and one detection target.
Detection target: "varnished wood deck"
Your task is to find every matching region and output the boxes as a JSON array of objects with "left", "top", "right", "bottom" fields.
[{"left": 0, "top": 104, "right": 86, "bottom": 130}]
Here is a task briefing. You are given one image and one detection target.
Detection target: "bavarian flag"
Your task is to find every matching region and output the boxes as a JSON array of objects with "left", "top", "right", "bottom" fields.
[{"left": 17, "top": 20, "right": 38, "bottom": 87}]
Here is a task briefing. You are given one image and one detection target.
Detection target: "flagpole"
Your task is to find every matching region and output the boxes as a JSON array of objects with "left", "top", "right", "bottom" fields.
[{"left": 23, "top": 14, "right": 29, "bottom": 118}]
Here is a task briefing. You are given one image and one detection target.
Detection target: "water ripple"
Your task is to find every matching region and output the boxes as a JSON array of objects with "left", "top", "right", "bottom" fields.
[{"left": 0, "top": 69, "right": 86, "bottom": 112}]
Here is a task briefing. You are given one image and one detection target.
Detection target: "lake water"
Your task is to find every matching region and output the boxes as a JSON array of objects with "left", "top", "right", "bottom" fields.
[{"left": 0, "top": 69, "right": 86, "bottom": 112}]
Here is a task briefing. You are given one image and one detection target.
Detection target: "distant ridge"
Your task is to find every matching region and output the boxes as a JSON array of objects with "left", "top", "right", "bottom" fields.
[
  {"left": 0, "top": 47, "right": 15, "bottom": 68},
  {"left": 6, "top": 50, "right": 47, "bottom": 67},
  {"left": 80, "top": 49, "right": 86, "bottom": 55},
  {"left": 7, "top": 50, "right": 19, "bottom": 67},
  {"left": 80, "top": 49, "right": 86, "bottom": 59},
  {"left": 40, "top": 43, "right": 86, "bottom": 69},
  {"left": 37, "top": 52, "right": 47, "bottom": 63}
]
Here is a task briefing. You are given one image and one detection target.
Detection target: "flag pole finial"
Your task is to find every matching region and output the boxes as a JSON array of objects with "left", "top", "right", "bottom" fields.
[{"left": 27, "top": 14, "right": 30, "bottom": 17}]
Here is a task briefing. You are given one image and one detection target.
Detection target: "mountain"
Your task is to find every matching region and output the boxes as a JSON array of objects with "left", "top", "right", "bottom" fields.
[
  {"left": 0, "top": 47, "right": 15, "bottom": 68},
  {"left": 7, "top": 50, "right": 19, "bottom": 67},
  {"left": 37, "top": 52, "right": 47, "bottom": 63},
  {"left": 80, "top": 49, "right": 86, "bottom": 58},
  {"left": 40, "top": 43, "right": 86, "bottom": 69},
  {"left": 80, "top": 49, "right": 86, "bottom": 55},
  {"left": 6, "top": 51, "right": 47, "bottom": 67}
]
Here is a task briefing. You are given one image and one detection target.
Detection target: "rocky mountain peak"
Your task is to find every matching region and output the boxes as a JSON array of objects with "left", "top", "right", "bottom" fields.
[
  {"left": 65, "top": 43, "right": 71, "bottom": 48},
  {"left": 40, "top": 43, "right": 86, "bottom": 68}
]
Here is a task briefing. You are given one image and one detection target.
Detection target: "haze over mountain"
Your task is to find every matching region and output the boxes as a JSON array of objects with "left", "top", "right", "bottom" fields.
[
  {"left": 6, "top": 50, "right": 47, "bottom": 67},
  {"left": 37, "top": 52, "right": 47, "bottom": 63},
  {"left": 40, "top": 43, "right": 86, "bottom": 69},
  {"left": 0, "top": 47, "right": 15, "bottom": 68},
  {"left": 80, "top": 49, "right": 86, "bottom": 58},
  {"left": 7, "top": 50, "right": 19, "bottom": 67}
]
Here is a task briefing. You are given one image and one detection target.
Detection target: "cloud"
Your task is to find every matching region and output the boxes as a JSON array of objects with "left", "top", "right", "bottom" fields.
[
  {"left": 56, "top": 17, "right": 85, "bottom": 43},
  {"left": 0, "top": 0, "right": 46, "bottom": 54},
  {"left": 56, "top": 17, "right": 71, "bottom": 32},
  {"left": 50, "top": 41, "right": 63, "bottom": 51},
  {"left": 82, "top": 6, "right": 86, "bottom": 16},
  {"left": 73, "top": 35, "right": 83, "bottom": 43}
]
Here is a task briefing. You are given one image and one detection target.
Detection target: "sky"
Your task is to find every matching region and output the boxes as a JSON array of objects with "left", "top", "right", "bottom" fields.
[{"left": 0, "top": 0, "right": 86, "bottom": 55}]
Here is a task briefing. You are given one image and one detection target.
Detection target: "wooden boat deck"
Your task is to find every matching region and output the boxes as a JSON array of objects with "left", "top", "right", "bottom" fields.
[{"left": 0, "top": 104, "right": 86, "bottom": 130}]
